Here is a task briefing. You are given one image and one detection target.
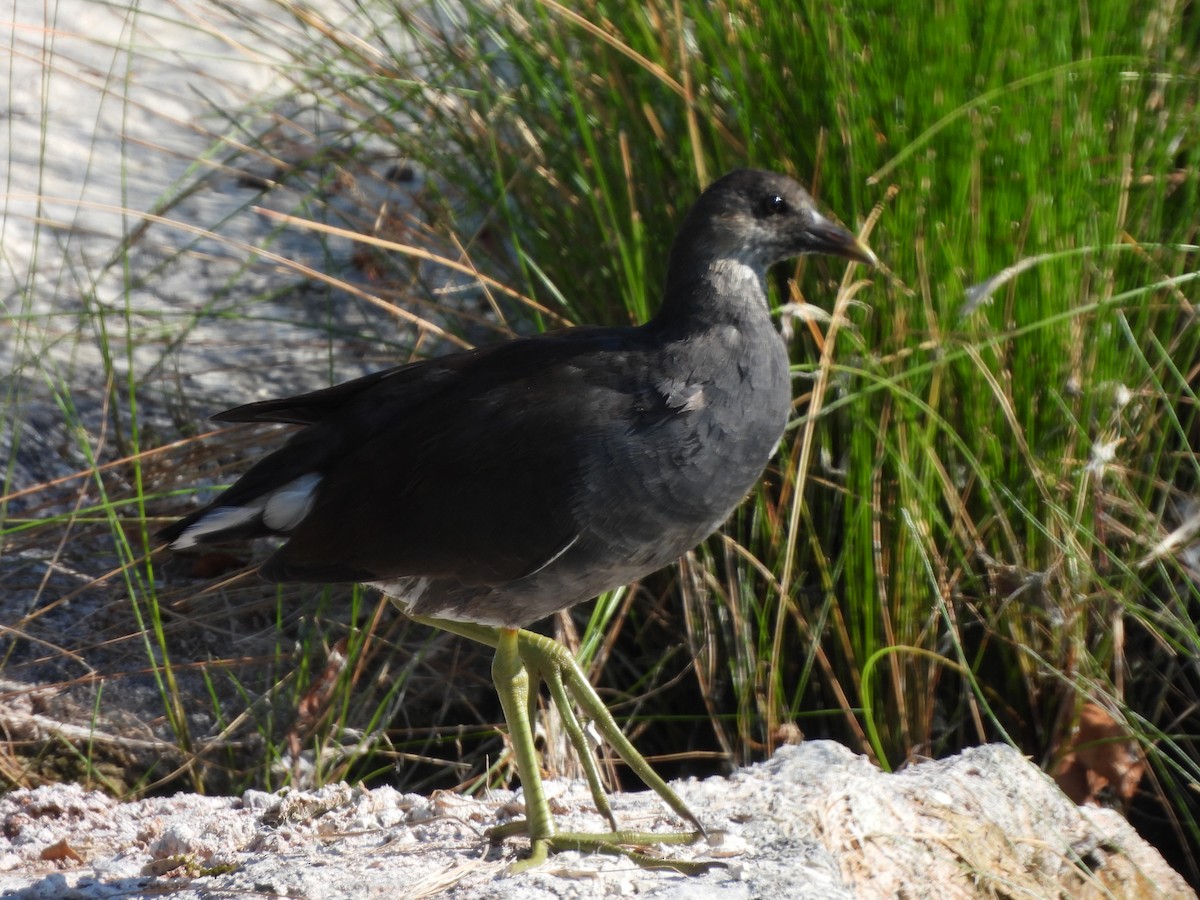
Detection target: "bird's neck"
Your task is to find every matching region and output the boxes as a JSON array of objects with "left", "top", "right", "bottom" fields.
[{"left": 652, "top": 253, "right": 773, "bottom": 337}]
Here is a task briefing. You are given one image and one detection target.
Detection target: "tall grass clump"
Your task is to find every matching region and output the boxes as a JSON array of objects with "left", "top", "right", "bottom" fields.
[{"left": 4, "top": 0, "right": 1198, "bottom": 882}]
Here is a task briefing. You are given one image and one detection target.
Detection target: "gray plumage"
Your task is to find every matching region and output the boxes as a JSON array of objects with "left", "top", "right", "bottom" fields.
[{"left": 161, "top": 169, "right": 876, "bottom": 627}]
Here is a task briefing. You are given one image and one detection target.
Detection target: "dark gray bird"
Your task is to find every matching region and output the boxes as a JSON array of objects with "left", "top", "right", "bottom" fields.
[{"left": 161, "top": 168, "right": 876, "bottom": 868}]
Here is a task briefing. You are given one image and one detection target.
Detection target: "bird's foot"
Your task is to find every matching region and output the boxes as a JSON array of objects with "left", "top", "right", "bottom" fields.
[
  {"left": 504, "top": 629, "right": 722, "bottom": 873},
  {"left": 406, "top": 616, "right": 715, "bottom": 874},
  {"left": 489, "top": 821, "right": 721, "bottom": 874}
]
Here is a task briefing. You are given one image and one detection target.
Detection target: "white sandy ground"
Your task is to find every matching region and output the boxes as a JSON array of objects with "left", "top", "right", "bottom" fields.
[
  {"left": 1, "top": 2, "right": 1195, "bottom": 898},
  {"left": 0, "top": 742, "right": 1192, "bottom": 899},
  {"left": 4, "top": 0, "right": 438, "bottom": 491}
]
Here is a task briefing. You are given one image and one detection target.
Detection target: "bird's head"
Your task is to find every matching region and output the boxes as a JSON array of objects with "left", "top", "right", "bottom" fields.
[{"left": 675, "top": 168, "right": 878, "bottom": 275}]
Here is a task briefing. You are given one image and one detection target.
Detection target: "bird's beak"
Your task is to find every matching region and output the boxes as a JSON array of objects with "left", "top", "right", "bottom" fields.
[{"left": 808, "top": 213, "right": 879, "bottom": 268}]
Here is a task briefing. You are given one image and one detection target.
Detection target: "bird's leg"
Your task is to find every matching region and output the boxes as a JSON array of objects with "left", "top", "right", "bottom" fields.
[
  {"left": 406, "top": 616, "right": 605, "bottom": 818},
  {"left": 408, "top": 615, "right": 701, "bottom": 829},
  {"left": 491, "top": 626, "right": 554, "bottom": 870},
  {"left": 537, "top": 655, "right": 617, "bottom": 830},
  {"left": 514, "top": 628, "right": 704, "bottom": 835},
  {"left": 513, "top": 629, "right": 722, "bottom": 874},
  {"left": 409, "top": 615, "right": 617, "bottom": 824},
  {"left": 407, "top": 614, "right": 718, "bottom": 874}
]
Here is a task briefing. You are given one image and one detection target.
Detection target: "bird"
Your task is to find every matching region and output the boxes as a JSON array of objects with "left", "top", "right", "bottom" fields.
[{"left": 160, "top": 168, "right": 877, "bottom": 870}]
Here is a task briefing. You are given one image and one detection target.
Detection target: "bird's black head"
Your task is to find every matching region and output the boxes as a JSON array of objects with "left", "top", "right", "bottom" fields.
[{"left": 675, "top": 168, "right": 877, "bottom": 273}]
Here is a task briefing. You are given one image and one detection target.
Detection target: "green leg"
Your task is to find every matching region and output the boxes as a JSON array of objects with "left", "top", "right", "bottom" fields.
[
  {"left": 538, "top": 655, "right": 617, "bottom": 830},
  {"left": 409, "top": 616, "right": 615, "bottom": 826},
  {"left": 515, "top": 629, "right": 704, "bottom": 834},
  {"left": 491, "top": 627, "right": 553, "bottom": 870},
  {"left": 407, "top": 614, "right": 718, "bottom": 874}
]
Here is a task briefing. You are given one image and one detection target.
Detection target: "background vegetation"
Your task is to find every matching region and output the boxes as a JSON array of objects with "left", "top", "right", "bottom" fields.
[{"left": 4, "top": 0, "right": 1199, "bottom": 885}]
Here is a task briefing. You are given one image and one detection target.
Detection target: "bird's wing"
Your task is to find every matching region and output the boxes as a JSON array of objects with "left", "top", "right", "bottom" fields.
[
  {"left": 264, "top": 332, "right": 664, "bottom": 585},
  {"left": 163, "top": 328, "right": 668, "bottom": 587},
  {"left": 210, "top": 356, "right": 460, "bottom": 426}
]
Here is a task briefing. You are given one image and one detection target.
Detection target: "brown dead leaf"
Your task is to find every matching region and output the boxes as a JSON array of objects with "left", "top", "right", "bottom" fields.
[
  {"left": 285, "top": 637, "right": 349, "bottom": 758},
  {"left": 1053, "top": 702, "right": 1147, "bottom": 806}
]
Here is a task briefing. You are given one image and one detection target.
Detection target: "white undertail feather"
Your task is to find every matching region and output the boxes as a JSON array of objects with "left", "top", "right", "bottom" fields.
[
  {"left": 170, "top": 472, "right": 322, "bottom": 549},
  {"left": 262, "top": 473, "right": 322, "bottom": 531},
  {"left": 169, "top": 505, "right": 259, "bottom": 549}
]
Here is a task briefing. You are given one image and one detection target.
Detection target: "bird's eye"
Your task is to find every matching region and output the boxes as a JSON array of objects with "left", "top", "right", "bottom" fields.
[{"left": 761, "top": 194, "right": 789, "bottom": 217}]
